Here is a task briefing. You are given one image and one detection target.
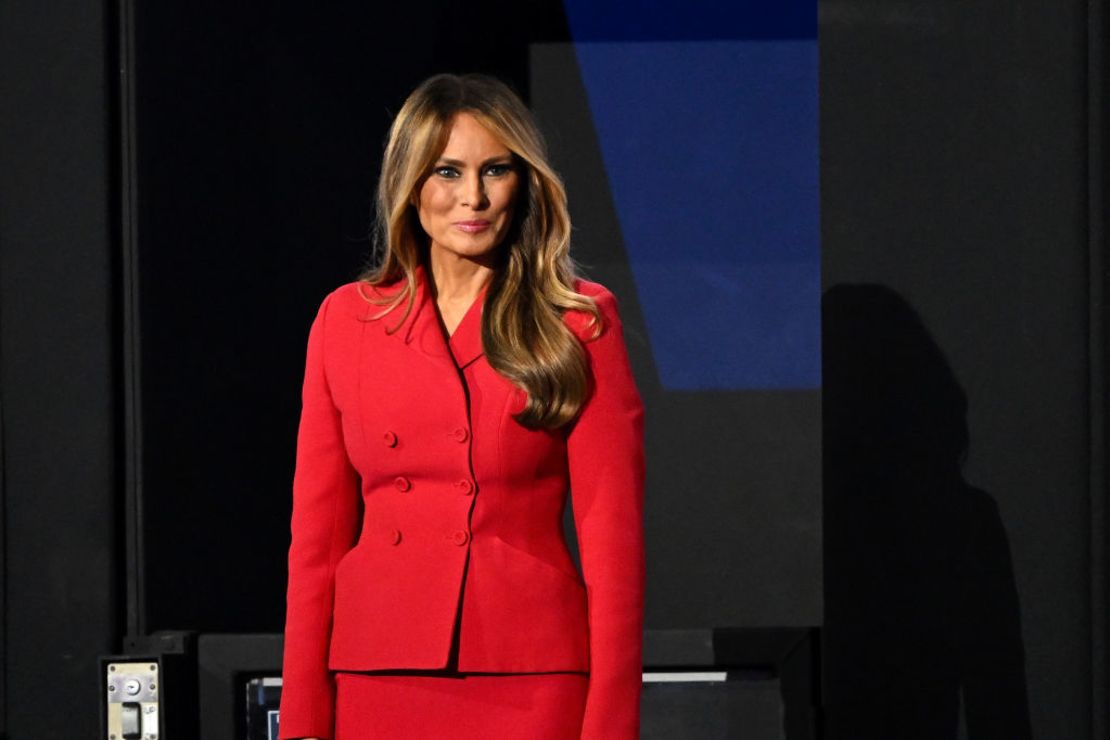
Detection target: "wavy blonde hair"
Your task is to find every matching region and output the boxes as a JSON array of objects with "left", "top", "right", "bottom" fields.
[{"left": 358, "top": 73, "right": 601, "bottom": 429}]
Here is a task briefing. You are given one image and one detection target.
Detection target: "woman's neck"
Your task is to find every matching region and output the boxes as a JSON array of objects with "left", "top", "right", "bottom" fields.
[{"left": 427, "top": 250, "right": 495, "bottom": 305}]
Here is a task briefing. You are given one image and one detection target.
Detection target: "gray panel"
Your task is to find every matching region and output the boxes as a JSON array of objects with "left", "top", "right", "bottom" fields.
[
  {"left": 643, "top": 681, "right": 785, "bottom": 740},
  {"left": 532, "top": 43, "right": 823, "bottom": 629},
  {"left": 821, "top": 0, "right": 1090, "bottom": 736}
]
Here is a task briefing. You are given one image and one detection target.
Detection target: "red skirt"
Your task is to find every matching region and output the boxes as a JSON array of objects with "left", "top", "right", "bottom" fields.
[{"left": 334, "top": 671, "right": 588, "bottom": 740}]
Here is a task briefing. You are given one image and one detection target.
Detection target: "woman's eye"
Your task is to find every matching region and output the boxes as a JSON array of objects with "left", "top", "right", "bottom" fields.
[
  {"left": 434, "top": 166, "right": 460, "bottom": 178},
  {"left": 485, "top": 164, "right": 513, "bottom": 177}
]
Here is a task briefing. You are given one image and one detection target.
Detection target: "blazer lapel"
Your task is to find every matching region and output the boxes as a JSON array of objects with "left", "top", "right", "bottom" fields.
[
  {"left": 384, "top": 263, "right": 486, "bottom": 371},
  {"left": 447, "top": 281, "right": 487, "bottom": 371}
]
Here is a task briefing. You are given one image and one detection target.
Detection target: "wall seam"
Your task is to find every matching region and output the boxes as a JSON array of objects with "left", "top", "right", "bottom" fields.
[
  {"left": 1087, "top": 0, "right": 1107, "bottom": 736},
  {"left": 118, "top": 0, "right": 145, "bottom": 639}
]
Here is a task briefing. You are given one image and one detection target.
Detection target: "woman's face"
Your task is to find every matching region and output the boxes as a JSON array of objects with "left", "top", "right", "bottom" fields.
[{"left": 416, "top": 112, "right": 521, "bottom": 266}]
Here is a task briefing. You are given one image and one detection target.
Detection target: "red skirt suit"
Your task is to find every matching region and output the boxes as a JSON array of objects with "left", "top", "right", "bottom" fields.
[{"left": 278, "top": 264, "right": 645, "bottom": 740}]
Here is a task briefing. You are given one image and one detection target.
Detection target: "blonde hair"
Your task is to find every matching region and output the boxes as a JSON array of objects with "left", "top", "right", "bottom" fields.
[{"left": 358, "top": 73, "right": 601, "bottom": 429}]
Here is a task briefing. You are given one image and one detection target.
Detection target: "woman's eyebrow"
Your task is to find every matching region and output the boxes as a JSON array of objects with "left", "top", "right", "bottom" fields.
[{"left": 435, "top": 155, "right": 514, "bottom": 167}]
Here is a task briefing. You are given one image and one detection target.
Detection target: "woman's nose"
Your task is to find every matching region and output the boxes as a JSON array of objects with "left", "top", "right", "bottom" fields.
[{"left": 461, "top": 172, "right": 488, "bottom": 208}]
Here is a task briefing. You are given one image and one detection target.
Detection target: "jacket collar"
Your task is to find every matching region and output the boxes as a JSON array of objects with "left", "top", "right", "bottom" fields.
[
  {"left": 445, "top": 278, "right": 487, "bottom": 370},
  {"left": 383, "top": 263, "right": 486, "bottom": 370}
]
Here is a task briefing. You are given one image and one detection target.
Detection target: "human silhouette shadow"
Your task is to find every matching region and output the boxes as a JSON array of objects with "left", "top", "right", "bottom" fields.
[{"left": 822, "top": 284, "right": 1032, "bottom": 739}]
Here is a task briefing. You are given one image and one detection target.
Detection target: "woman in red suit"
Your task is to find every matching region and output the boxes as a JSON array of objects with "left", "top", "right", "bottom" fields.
[{"left": 278, "top": 73, "right": 645, "bottom": 740}]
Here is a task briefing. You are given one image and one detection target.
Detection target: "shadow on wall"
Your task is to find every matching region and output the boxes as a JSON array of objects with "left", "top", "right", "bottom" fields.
[{"left": 821, "top": 284, "right": 1032, "bottom": 739}]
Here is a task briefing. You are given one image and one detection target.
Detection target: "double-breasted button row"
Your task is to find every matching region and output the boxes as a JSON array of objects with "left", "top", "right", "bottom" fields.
[
  {"left": 386, "top": 428, "right": 469, "bottom": 445},
  {"left": 392, "top": 476, "right": 475, "bottom": 496},
  {"left": 383, "top": 529, "right": 469, "bottom": 547},
  {"left": 382, "top": 428, "right": 471, "bottom": 501}
]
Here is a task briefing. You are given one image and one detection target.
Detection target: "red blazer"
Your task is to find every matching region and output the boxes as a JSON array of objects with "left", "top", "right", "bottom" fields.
[{"left": 279, "top": 264, "right": 645, "bottom": 740}]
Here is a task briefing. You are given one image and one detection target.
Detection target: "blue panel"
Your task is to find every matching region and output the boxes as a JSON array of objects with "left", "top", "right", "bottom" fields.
[
  {"left": 562, "top": 0, "right": 816, "bottom": 41},
  {"left": 573, "top": 41, "right": 820, "bottom": 390}
]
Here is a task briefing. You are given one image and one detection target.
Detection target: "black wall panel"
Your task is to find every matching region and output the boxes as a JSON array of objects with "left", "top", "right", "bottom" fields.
[
  {"left": 129, "top": 2, "right": 573, "bottom": 634},
  {"left": 0, "top": 1, "right": 120, "bottom": 737}
]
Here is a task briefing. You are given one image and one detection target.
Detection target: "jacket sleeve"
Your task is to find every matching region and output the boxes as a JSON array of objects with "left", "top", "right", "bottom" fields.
[
  {"left": 279, "top": 290, "right": 361, "bottom": 740},
  {"left": 566, "top": 287, "right": 646, "bottom": 739}
]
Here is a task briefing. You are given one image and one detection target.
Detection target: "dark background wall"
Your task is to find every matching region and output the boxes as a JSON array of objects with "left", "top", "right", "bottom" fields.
[
  {"left": 821, "top": 0, "right": 1099, "bottom": 736},
  {"left": 0, "top": 2, "right": 120, "bottom": 739},
  {"left": 0, "top": 2, "right": 1105, "bottom": 739}
]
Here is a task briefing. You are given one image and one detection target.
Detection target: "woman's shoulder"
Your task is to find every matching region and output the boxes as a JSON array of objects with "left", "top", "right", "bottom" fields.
[
  {"left": 573, "top": 277, "right": 613, "bottom": 301},
  {"left": 564, "top": 277, "right": 622, "bottom": 339},
  {"left": 317, "top": 277, "right": 406, "bottom": 319}
]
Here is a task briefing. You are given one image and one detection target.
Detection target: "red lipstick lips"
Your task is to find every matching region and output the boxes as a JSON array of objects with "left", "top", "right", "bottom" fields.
[{"left": 454, "top": 220, "right": 491, "bottom": 234}]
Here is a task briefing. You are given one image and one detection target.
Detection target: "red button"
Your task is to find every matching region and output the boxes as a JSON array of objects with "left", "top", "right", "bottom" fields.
[
  {"left": 394, "top": 476, "right": 411, "bottom": 492},
  {"left": 383, "top": 431, "right": 398, "bottom": 447},
  {"left": 389, "top": 529, "right": 402, "bottom": 545},
  {"left": 451, "top": 530, "right": 470, "bottom": 546},
  {"left": 452, "top": 427, "right": 469, "bottom": 443},
  {"left": 457, "top": 479, "right": 474, "bottom": 496}
]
